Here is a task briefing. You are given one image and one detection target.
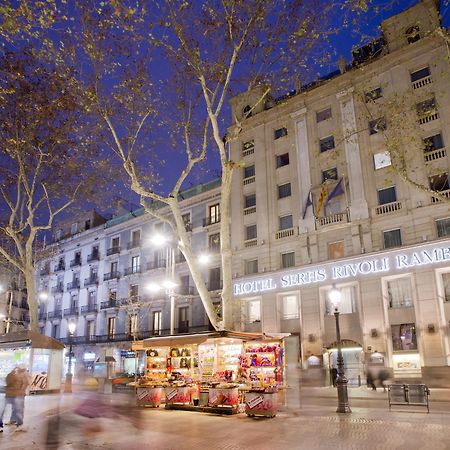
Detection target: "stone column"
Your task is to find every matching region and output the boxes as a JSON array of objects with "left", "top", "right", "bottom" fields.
[{"left": 337, "top": 88, "right": 369, "bottom": 220}]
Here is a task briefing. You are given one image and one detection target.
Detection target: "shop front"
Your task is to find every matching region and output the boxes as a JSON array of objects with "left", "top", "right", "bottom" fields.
[{"left": 0, "top": 331, "right": 64, "bottom": 393}]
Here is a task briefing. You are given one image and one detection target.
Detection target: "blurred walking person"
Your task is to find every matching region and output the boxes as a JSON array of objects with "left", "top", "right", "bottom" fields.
[{"left": 0, "top": 368, "right": 18, "bottom": 432}]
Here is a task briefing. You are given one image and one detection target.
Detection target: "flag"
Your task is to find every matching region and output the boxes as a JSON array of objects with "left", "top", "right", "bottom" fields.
[
  {"left": 325, "top": 178, "right": 345, "bottom": 206},
  {"left": 302, "top": 190, "right": 312, "bottom": 219},
  {"left": 316, "top": 184, "right": 328, "bottom": 215}
]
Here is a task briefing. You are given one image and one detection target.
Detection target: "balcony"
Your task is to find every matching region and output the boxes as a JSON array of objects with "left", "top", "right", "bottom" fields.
[
  {"left": 208, "top": 280, "right": 223, "bottom": 291},
  {"left": 64, "top": 307, "right": 79, "bottom": 317},
  {"left": 103, "top": 271, "right": 120, "bottom": 281},
  {"left": 418, "top": 111, "right": 439, "bottom": 125},
  {"left": 48, "top": 309, "right": 62, "bottom": 319},
  {"left": 51, "top": 284, "right": 64, "bottom": 294},
  {"left": 316, "top": 211, "right": 350, "bottom": 228},
  {"left": 244, "top": 239, "right": 257, "bottom": 248},
  {"left": 431, "top": 189, "right": 450, "bottom": 203},
  {"left": 177, "top": 285, "right": 195, "bottom": 296},
  {"left": 119, "top": 295, "right": 141, "bottom": 305},
  {"left": 374, "top": 201, "right": 402, "bottom": 215},
  {"left": 100, "top": 300, "right": 119, "bottom": 310},
  {"left": 87, "top": 252, "right": 100, "bottom": 262},
  {"left": 106, "top": 246, "right": 121, "bottom": 256},
  {"left": 70, "top": 258, "right": 82, "bottom": 268},
  {"left": 127, "top": 240, "right": 141, "bottom": 250},
  {"left": 54, "top": 263, "right": 65, "bottom": 272},
  {"left": 275, "top": 227, "right": 297, "bottom": 240},
  {"left": 244, "top": 206, "right": 256, "bottom": 216},
  {"left": 124, "top": 266, "right": 141, "bottom": 276},
  {"left": 67, "top": 280, "right": 80, "bottom": 290},
  {"left": 81, "top": 304, "right": 98, "bottom": 314},
  {"left": 424, "top": 147, "right": 446, "bottom": 163},
  {"left": 203, "top": 214, "right": 221, "bottom": 227},
  {"left": 412, "top": 75, "right": 432, "bottom": 90},
  {"left": 146, "top": 260, "right": 166, "bottom": 271},
  {"left": 84, "top": 276, "right": 98, "bottom": 287},
  {"left": 243, "top": 176, "right": 255, "bottom": 186}
]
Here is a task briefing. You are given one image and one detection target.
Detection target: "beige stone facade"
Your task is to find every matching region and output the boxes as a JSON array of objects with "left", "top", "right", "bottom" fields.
[{"left": 229, "top": 0, "right": 450, "bottom": 385}]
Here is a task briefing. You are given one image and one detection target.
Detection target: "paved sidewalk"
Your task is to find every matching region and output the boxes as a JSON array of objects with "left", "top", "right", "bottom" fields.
[{"left": 1, "top": 388, "right": 450, "bottom": 450}]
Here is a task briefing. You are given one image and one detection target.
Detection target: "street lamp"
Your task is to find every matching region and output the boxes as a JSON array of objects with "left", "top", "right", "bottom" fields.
[
  {"left": 64, "top": 321, "right": 77, "bottom": 393},
  {"left": 328, "top": 285, "right": 351, "bottom": 414}
]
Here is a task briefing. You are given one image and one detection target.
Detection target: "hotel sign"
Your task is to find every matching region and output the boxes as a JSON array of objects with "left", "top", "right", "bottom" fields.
[{"left": 233, "top": 242, "right": 450, "bottom": 296}]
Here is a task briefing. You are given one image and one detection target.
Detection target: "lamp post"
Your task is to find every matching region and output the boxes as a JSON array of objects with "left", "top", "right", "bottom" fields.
[
  {"left": 64, "top": 321, "right": 77, "bottom": 393},
  {"left": 328, "top": 286, "right": 351, "bottom": 414}
]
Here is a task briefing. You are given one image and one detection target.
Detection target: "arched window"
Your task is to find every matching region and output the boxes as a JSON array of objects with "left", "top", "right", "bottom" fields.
[
  {"left": 406, "top": 25, "right": 420, "bottom": 44},
  {"left": 242, "top": 105, "right": 252, "bottom": 118}
]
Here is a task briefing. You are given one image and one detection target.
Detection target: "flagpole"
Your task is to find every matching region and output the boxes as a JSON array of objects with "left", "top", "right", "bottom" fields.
[{"left": 343, "top": 174, "right": 350, "bottom": 220}]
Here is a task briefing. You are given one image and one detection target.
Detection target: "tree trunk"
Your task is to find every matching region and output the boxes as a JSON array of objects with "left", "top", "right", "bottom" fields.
[{"left": 24, "top": 267, "right": 38, "bottom": 332}]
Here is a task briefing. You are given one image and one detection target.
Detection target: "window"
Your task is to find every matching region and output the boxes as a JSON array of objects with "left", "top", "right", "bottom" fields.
[
  {"left": 245, "top": 259, "right": 258, "bottom": 275},
  {"left": 242, "top": 140, "right": 255, "bottom": 155},
  {"left": 70, "top": 294, "right": 78, "bottom": 309},
  {"left": 129, "top": 314, "right": 138, "bottom": 335},
  {"left": 88, "top": 290, "right": 96, "bottom": 308},
  {"left": 152, "top": 311, "right": 162, "bottom": 335},
  {"left": 129, "top": 284, "right": 139, "bottom": 300},
  {"left": 325, "top": 286, "right": 356, "bottom": 315},
  {"left": 328, "top": 241, "right": 344, "bottom": 260},
  {"left": 410, "top": 66, "right": 430, "bottom": 83},
  {"left": 378, "top": 186, "right": 396, "bottom": 205},
  {"left": 52, "top": 324, "right": 60, "bottom": 339},
  {"left": 108, "top": 289, "right": 117, "bottom": 302},
  {"left": 244, "top": 164, "right": 255, "bottom": 179},
  {"left": 248, "top": 300, "right": 261, "bottom": 322},
  {"left": 436, "top": 218, "right": 450, "bottom": 238},
  {"left": 442, "top": 273, "right": 450, "bottom": 302},
  {"left": 209, "top": 203, "right": 220, "bottom": 224},
  {"left": 279, "top": 214, "right": 293, "bottom": 231},
  {"left": 182, "top": 213, "right": 191, "bottom": 231},
  {"left": 278, "top": 183, "right": 292, "bottom": 199},
  {"left": 274, "top": 127, "right": 288, "bottom": 140},
  {"left": 373, "top": 151, "right": 391, "bottom": 170},
  {"left": 387, "top": 277, "right": 413, "bottom": 308},
  {"left": 131, "top": 230, "right": 140, "bottom": 245},
  {"left": 406, "top": 25, "right": 421, "bottom": 44},
  {"left": 74, "top": 251, "right": 81, "bottom": 263},
  {"left": 86, "top": 320, "right": 95, "bottom": 340},
  {"left": 316, "top": 107, "right": 332, "bottom": 122},
  {"left": 392, "top": 323, "right": 417, "bottom": 351},
  {"left": 244, "top": 193, "right": 256, "bottom": 208},
  {"left": 178, "top": 306, "right": 189, "bottom": 333},
  {"left": 429, "top": 173, "right": 449, "bottom": 192},
  {"left": 243, "top": 105, "right": 252, "bottom": 118},
  {"left": 416, "top": 97, "right": 437, "bottom": 117},
  {"left": 282, "top": 295, "right": 299, "bottom": 320},
  {"left": 209, "top": 267, "right": 221, "bottom": 290},
  {"left": 276, "top": 153, "right": 290, "bottom": 168},
  {"left": 369, "top": 117, "right": 387, "bottom": 135},
  {"left": 365, "top": 87, "right": 382, "bottom": 102},
  {"left": 112, "top": 236, "right": 120, "bottom": 249},
  {"left": 209, "top": 233, "right": 220, "bottom": 250},
  {"left": 154, "top": 249, "right": 165, "bottom": 267},
  {"left": 281, "top": 252, "right": 295, "bottom": 268},
  {"left": 245, "top": 224, "right": 257, "bottom": 241},
  {"left": 55, "top": 229, "right": 62, "bottom": 241},
  {"left": 384, "top": 229, "right": 402, "bottom": 249},
  {"left": 319, "top": 136, "right": 335, "bottom": 153},
  {"left": 107, "top": 317, "right": 116, "bottom": 337},
  {"left": 131, "top": 255, "right": 140, "bottom": 273},
  {"left": 110, "top": 261, "right": 118, "bottom": 274},
  {"left": 322, "top": 167, "right": 338, "bottom": 183},
  {"left": 423, "top": 133, "right": 444, "bottom": 153},
  {"left": 70, "top": 222, "right": 78, "bottom": 234}
]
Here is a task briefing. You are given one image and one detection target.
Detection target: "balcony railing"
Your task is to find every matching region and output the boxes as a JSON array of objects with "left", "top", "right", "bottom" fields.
[
  {"left": 67, "top": 280, "right": 80, "bottom": 290},
  {"left": 84, "top": 276, "right": 98, "bottom": 287},
  {"left": 119, "top": 295, "right": 141, "bottom": 305},
  {"left": 431, "top": 189, "right": 450, "bottom": 203},
  {"left": 424, "top": 147, "right": 446, "bottom": 162},
  {"left": 103, "top": 271, "right": 120, "bottom": 281},
  {"left": 374, "top": 201, "right": 402, "bottom": 215},
  {"left": 64, "top": 307, "right": 79, "bottom": 317},
  {"left": 203, "top": 214, "right": 221, "bottom": 227},
  {"left": 243, "top": 176, "right": 255, "bottom": 185},
  {"left": 81, "top": 304, "right": 98, "bottom": 314},
  {"left": 208, "top": 280, "right": 223, "bottom": 291},
  {"left": 412, "top": 75, "right": 432, "bottom": 90},
  {"left": 100, "top": 300, "right": 119, "bottom": 309},
  {"left": 48, "top": 309, "right": 62, "bottom": 319},
  {"left": 244, "top": 206, "right": 256, "bottom": 216},
  {"left": 54, "top": 264, "right": 65, "bottom": 272},
  {"left": 275, "top": 227, "right": 297, "bottom": 240},
  {"left": 418, "top": 111, "right": 439, "bottom": 125},
  {"left": 127, "top": 240, "right": 141, "bottom": 250},
  {"left": 51, "top": 284, "right": 64, "bottom": 294},
  {"left": 87, "top": 252, "right": 100, "bottom": 262},
  {"left": 244, "top": 238, "right": 257, "bottom": 248},
  {"left": 177, "top": 285, "right": 195, "bottom": 296},
  {"left": 70, "top": 258, "right": 82, "bottom": 268},
  {"left": 106, "top": 246, "right": 121, "bottom": 256},
  {"left": 146, "top": 260, "right": 166, "bottom": 271},
  {"left": 316, "top": 211, "right": 350, "bottom": 228},
  {"left": 124, "top": 266, "right": 141, "bottom": 276}
]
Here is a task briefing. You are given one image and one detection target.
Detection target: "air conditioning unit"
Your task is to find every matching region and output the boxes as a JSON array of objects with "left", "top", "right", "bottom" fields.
[
  {"left": 428, "top": 324, "right": 436, "bottom": 333},
  {"left": 308, "top": 334, "right": 316, "bottom": 343},
  {"left": 370, "top": 328, "right": 378, "bottom": 338}
]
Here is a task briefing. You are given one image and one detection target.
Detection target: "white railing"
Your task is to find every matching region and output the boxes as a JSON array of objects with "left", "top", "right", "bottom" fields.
[
  {"left": 244, "top": 239, "right": 258, "bottom": 248},
  {"left": 242, "top": 147, "right": 255, "bottom": 157},
  {"left": 419, "top": 112, "right": 439, "bottom": 125},
  {"left": 412, "top": 75, "right": 432, "bottom": 90},
  {"left": 243, "top": 176, "right": 255, "bottom": 185},
  {"left": 316, "top": 211, "right": 349, "bottom": 227},
  {"left": 424, "top": 147, "right": 446, "bottom": 162},
  {"left": 375, "top": 201, "right": 402, "bottom": 215},
  {"left": 275, "top": 227, "right": 296, "bottom": 240},
  {"left": 431, "top": 189, "right": 450, "bottom": 203},
  {"left": 244, "top": 206, "right": 256, "bottom": 215}
]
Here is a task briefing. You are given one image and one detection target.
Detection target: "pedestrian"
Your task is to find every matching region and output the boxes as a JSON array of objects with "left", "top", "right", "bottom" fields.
[
  {"left": 330, "top": 367, "right": 338, "bottom": 387},
  {"left": 13, "top": 365, "right": 31, "bottom": 431},
  {"left": 0, "top": 368, "right": 18, "bottom": 432},
  {"left": 366, "top": 368, "right": 377, "bottom": 390}
]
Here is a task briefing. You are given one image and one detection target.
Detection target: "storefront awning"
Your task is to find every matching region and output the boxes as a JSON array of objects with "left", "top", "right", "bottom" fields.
[{"left": 0, "top": 331, "right": 64, "bottom": 350}]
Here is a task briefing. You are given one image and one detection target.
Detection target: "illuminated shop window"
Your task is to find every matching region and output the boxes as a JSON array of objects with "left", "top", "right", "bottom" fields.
[
  {"left": 387, "top": 277, "right": 413, "bottom": 308},
  {"left": 325, "top": 286, "right": 357, "bottom": 315},
  {"left": 391, "top": 323, "right": 417, "bottom": 351},
  {"left": 281, "top": 295, "right": 299, "bottom": 320},
  {"left": 247, "top": 300, "right": 261, "bottom": 323}
]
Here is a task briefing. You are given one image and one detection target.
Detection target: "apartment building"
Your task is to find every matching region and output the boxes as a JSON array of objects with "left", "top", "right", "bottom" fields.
[
  {"left": 229, "top": 0, "right": 450, "bottom": 385},
  {"left": 36, "top": 179, "right": 222, "bottom": 375}
]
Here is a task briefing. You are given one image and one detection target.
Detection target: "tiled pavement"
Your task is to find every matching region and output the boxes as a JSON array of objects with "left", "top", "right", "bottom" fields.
[{"left": 1, "top": 388, "right": 450, "bottom": 450}]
